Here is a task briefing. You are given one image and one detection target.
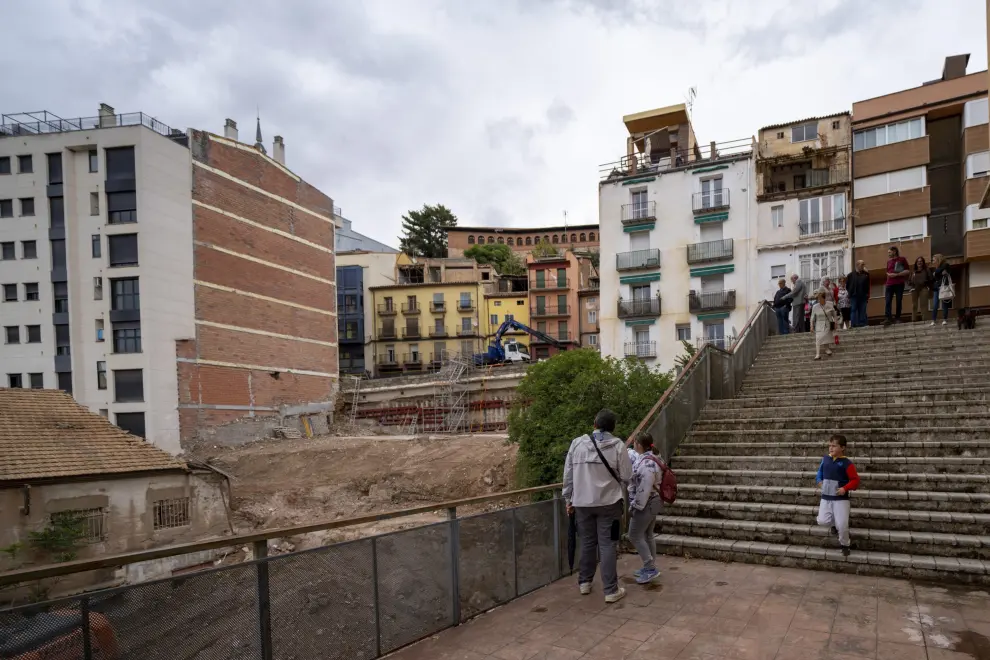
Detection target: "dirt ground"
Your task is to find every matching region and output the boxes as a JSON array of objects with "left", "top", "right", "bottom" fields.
[{"left": 193, "top": 433, "right": 521, "bottom": 551}]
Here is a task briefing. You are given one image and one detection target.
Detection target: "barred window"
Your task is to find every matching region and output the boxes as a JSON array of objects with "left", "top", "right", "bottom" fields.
[
  {"left": 153, "top": 497, "right": 191, "bottom": 530},
  {"left": 51, "top": 508, "right": 107, "bottom": 543}
]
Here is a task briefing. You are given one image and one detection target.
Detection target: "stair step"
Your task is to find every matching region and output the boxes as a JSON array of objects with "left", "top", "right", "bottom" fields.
[
  {"left": 759, "top": 335, "right": 990, "bottom": 354},
  {"left": 708, "top": 389, "right": 990, "bottom": 409},
  {"left": 677, "top": 483, "right": 990, "bottom": 512},
  {"left": 766, "top": 323, "right": 990, "bottom": 342},
  {"left": 678, "top": 440, "right": 990, "bottom": 458},
  {"left": 742, "top": 363, "right": 990, "bottom": 386},
  {"left": 691, "top": 414, "right": 990, "bottom": 431},
  {"left": 664, "top": 499, "right": 990, "bottom": 534},
  {"left": 702, "top": 401, "right": 990, "bottom": 417},
  {"left": 674, "top": 469, "right": 990, "bottom": 492},
  {"left": 674, "top": 454, "right": 990, "bottom": 474},
  {"left": 741, "top": 375, "right": 990, "bottom": 395},
  {"left": 655, "top": 534, "right": 990, "bottom": 584},
  {"left": 656, "top": 518, "right": 990, "bottom": 560},
  {"left": 685, "top": 428, "right": 990, "bottom": 443},
  {"left": 746, "top": 357, "right": 990, "bottom": 376}
]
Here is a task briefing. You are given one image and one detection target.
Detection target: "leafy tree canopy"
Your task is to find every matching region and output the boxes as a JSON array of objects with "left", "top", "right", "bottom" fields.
[
  {"left": 464, "top": 243, "right": 525, "bottom": 276},
  {"left": 508, "top": 349, "right": 672, "bottom": 488},
  {"left": 398, "top": 204, "right": 458, "bottom": 258},
  {"left": 530, "top": 241, "right": 561, "bottom": 259},
  {"left": 674, "top": 340, "right": 696, "bottom": 371}
]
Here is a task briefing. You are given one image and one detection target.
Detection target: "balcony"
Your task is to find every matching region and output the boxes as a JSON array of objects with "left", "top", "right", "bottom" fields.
[
  {"left": 624, "top": 341, "right": 657, "bottom": 358},
  {"left": 686, "top": 238, "right": 733, "bottom": 265},
  {"left": 692, "top": 189, "right": 730, "bottom": 214},
  {"left": 798, "top": 216, "right": 847, "bottom": 239},
  {"left": 616, "top": 248, "right": 661, "bottom": 271},
  {"left": 403, "top": 352, "right": 423, "bottom": 365},
  {"left": 401, "top": 302, "right": 421, "bottom": 314},
  {"left": 697, "top": 335, "right": 737, "bottom": 351},
  {"left": 621, "top": 201, "right": 656, "bottom": 225},
  {"left": 377, "top": 303, "right": 398, "bottom": 316},
  {"left": 531, "top": 330, "right": 570, "bottom": 343},
  {"left": 531, "top": 304, "right": 569, "bottom": 318},
  {"left": 376, "top": 353, "right": 399, "bottom": 366},
  {"left": 457, "top": 298, "right": 475, "bottom": 312},
  {"left": 402, "top": 326, "right": 422, "bottom": 339},
  {"left": 758, "top": 164, "right": 850, "bottom": 201},
  {"left": 689, "top": 290, "right": 736, "bottom": 313},
  {"left": 617, "top": 297, "right": 661, "bottom": 319},
  {"left": 378, "top": 326, "right": 397, "bottom": 340},
  {"left": 430, "top": 326, "right": 449, "bottom": 338},
  {"left": 430, "top": 301, "right": 446, "bottom": 313},
  {"left": 456, "top": 326, "right": 477, "bottom": 337},
  {"left": 530, "top": 277, "right": 569, "bottom": 291},
  {"left": 599, "top": 138, "right": 753, "bottom": 183}
]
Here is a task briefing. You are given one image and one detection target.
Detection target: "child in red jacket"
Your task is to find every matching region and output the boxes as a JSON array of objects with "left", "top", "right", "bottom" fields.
[{"left": 816, "top": 434, "right": 860, "bottom": 557}]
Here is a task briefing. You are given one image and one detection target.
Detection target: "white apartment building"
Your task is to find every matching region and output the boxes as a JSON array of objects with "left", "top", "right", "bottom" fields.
[
  {"left": 0, "top": 109, "right": 194, "bottom": 449},
  {"left": 752, "top": 113, "right": 852, "bottom": 303},
  {"left": 598, "top": 105, "right": 758, "bottom": 371}
]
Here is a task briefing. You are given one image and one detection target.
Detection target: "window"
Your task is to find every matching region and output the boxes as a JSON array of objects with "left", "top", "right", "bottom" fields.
[
  {"left": 771, "top": 205, "right": 783, "bottom": 228},
  {"left": 887, "top": 216, "right": 926, "bottom": 242},
  {"left": 571, "top": 234, "right": 577, "bottom": 242},
  {"left": 114, "top": 369, "right": 144, "bottom": 402},
  {"left": 497, "top": 236, "right": 504, "bottom": 244},
  {"left": 51, "top": 239, "right": 66, "bottom": 269},
  {"left": 55, "top": 324, "right": 70, "bottom": 355},
  {"left": 88, "top": 150, "right": 99, "bottom": 173},
  {"left": 832, "top": 120, "right": 841, "bottom": 130},
  {"left": 487, "top": 236, "right": 494, "bottom": 244},
  {"left": 19, "top": 198, "right": 34, "bottom": 216},
  {"left": 776, "top": 131, "right": 784, "bottom": 139},
  {"left": 459, "top": 292, "right": 471, "bottom": 308},
  {"left": 588, "top": 335, "right": 598, "bottom": 346},
  {"left": 558, "top": 320, "right": 568, "bottom": 340},
  {"left": 467, "top": 235, "right": 475, "bottom": 244},
  {"left": 490, "top": 314, "right": 498, "bottom": 326},
  {"left": 54, "top": 282, "right": 68, "bottom": 313},
  {"left": 22, "top": 241, "right": 36, "bottom": 259},
  {"left": 24, "top": 283, "right": 38, "bottom": 301},
  {"left": 8, "top": 374, "right": 22, "bottom": 388},
  {"left": 96, "top": 318, "right": 104, "bottom": 342},
  {"left": 461, "top": 317, "right": 472, "bottom": 332},
  {"left": 552, "top": 235, "right": 559, "bottom": 244},
  {"left": 966, "top": 151, "right": 990, "bottom": 179},
  {"left": 107, "top": 191, "right": 137, "bottom": 224},
  {"left": 17, "top": 154, "right": 33, "bottom": 174},
  {"left": 791, "top": 122, "right": 818, "bottom": 142},
  {"left": 151, "top": 495, "right": 190, "bottom": 529},
  {"left": 94, "top": 277, "right": 103, "bottom": 300},
  {"left": 853, "top": 167, "right": 926, "bottom": 199},
  {"left": 92, "top": 234, "right": 101, "bottom": 258},
  {"left": 29, "top": 373, "right": 43, "bottom": 389},
  {"left": 26, "top": 325, "right": 41, "bottom": 343},
  {"left": 52, "top": 508, "right": 107, "bottom": 543},
  {"left": 976, "top": 218, "right": 989, "bottom": 230},
  {"left": 589, "top": 232, "right": 595, "bottom": 241},
  {"left": 676, "top": 324, "right": 691, "bottom": 341},
  {"left": 799, "top": 250, "right": 844, "bottom": 281},
  {"left": 49, "top": 197, "right": 64, "bottom": 229},
  {"left": 5, "top": 326, "right": 19, "bottom": 343},
  {"left": 507, "top": 237, "right": 514, "bottom": 246},
  {"left": 579, "top": 233, "right": 586, "bottom": 241},
  {"left": 99, "top": 409, "right": 108, "bottom": 417},
  {"left": 97, "top": 361, "right": 107, "bottom": 390},
  {"left": 47, "top": 153, "right": 63, "bottom": 185},
  {"left": 105, "top": 146, "right": 135, "bottom": 178},
  {"left": 115, "top": 411, "right": 146, "bottom": 438},
  {"left": 108, "top": 234, "right": 138, "bottom": 266},
  {"left": 57, "top": 371, "right": 72, "bottom": 394},
  {"left": 90, "top": 192, "right": 100, "bottom": 216},
  {"left": 343, "top": 321, "right": 358, "bottom": 339},
  {"left": 631, "top": 189, "right": 650, "bottom": 219},
  {"left": 965, "top": 98, "right": 990, "bottom": 127},
  {"left": 526, "top": 237, "right": 532, "bottom": 245},
  {"left": 588, "top": 310, "right": 597, "bottom": 324},
  {"left": 0, "top": 157, "right": 9, "bottom": 174},
  {"left": 113, "top": 324, "right": 142, "bottom": 353},
  {"left": 770, "top": 265, "right": 787, "bottom": 280},
  {"left": 853, "top": 117, "right": 924, "bottom": 151},
  {"left": 0, "top": 200, "right": 12, "bottom": 218},
  {"left": 2, "top": 284, "right": 15, "bottom": 301},
  {"left": 0, "top": 242, "right": 13, "bottom": 260}
]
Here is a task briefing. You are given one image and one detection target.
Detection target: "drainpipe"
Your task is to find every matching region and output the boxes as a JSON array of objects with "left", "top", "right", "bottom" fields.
[{"left": 745, "top": 157, "right": 753, "bottom": 326}]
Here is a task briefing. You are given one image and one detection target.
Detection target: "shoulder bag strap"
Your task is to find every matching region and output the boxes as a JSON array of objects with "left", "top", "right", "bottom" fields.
[{"left": 590, "top": 433, "right": 622, "bottom": 485}]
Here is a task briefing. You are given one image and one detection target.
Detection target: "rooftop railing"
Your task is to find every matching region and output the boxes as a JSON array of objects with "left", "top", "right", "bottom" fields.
[
  {"left": 0, "top": 110, "right": 180, "bottom": 140},
  {"left": 599, "top": 138, "right": 752, "bottom": 183}
]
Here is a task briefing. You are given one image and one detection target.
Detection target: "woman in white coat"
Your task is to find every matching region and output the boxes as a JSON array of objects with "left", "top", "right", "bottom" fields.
[{"left": 811, "top": 290, "right": 837, "bottom": 360}]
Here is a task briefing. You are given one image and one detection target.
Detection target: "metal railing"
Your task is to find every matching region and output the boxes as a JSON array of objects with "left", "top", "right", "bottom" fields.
[
  {"left": 402, "top": 326, "right": 422, "bottom": 339},
  {"left": 630, "top": 302, "right": 776, "bottom": 463},
  {"left": 624, "top": 341, "right": 657, "bottom": 358},
  {"left": 617, "top": 297, "right": 661, "bottom": 319},
  {"left": 430, "top": 301, "right": 446, "bottom": 313},
  {"left": 530, "top": 304, "right": 568, "bottom": 317},
  {"left": 456, "top": 299, "right": 475, "bottom": 311},
  {"left": 377, "top": 304, "right": 397, "bottom": 316},
  {"left": 621, "top": 201, "right": 656, "bottom": 224},
  {"left": 376, "top": 353, "right": 399, "bottom": 365},
  {"left": 0, "top": 110, "right": 180, "bottom": 140},
  {"left": 0, "top": 486, "right": 571, "bottom": 660},
  {"left": 401, "top": 302, "right": 421, "bottom": 314},
  {"left": 696, "top": 335, "right": 737, "bottom": 351},
  {"left": 378, "top": 326, "right": 397, "bottom": 339},
  {"left": 758, "top": 165, "right": 850, "bottom": 200},
  {"left": 692, "top": 189, "right": 730, "bottom": 214},
  {"left": 688, "top": 290, "right": 736, "bottom": 313},
  {"left": 616, "top": 248, "right": 661, "bottom": 271},
  {"left": 799, "top": 216, "right": 847, "bottom": 238},
  {"left": 686, "top": 238, "right": 733, "bottom": 264},
  {"left": 456, "top": 326, "right": 476, "bottom": 336},
  {"left": 531, "top": 330, "right": 570, "bottom": 342},
  {"left": 530, "top": 277, "right": 569, "bottom": 290},
  {"left": 402, "top": 352, "right": 423, "bottom": 364},
  {"left": 430, "top": 326, "right": 448, "bottom": 337},
  {"left": 599, "top": 138, "right": 752, "bottom": 182}
]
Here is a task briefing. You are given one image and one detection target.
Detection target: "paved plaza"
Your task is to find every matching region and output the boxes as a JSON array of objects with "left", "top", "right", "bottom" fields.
[{"left": 389, "top": 555, "right": 990, "bottom": 660}]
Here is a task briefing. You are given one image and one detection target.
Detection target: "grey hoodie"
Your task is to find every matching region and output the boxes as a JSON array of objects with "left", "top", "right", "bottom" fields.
[{"left": 562, "top": 430, "right": 632, "bottom": 508}]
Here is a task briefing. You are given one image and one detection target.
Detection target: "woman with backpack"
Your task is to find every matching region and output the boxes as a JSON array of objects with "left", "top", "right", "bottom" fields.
[
  {"left": 626, "top": 431, "right": 665, "bottom": 584},
  {"left": 931, "top": 254, "right": 953, "bottom": 326}
]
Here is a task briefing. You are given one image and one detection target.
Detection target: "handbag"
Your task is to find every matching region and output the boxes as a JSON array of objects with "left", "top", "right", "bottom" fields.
[{"left": 940, "top": 271, "right": 955, "bottom": 301}]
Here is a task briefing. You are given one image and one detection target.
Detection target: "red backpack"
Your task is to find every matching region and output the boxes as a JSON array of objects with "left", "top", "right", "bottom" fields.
[{"left": 642, "top": 454, "right": 678, "bottom": 504}]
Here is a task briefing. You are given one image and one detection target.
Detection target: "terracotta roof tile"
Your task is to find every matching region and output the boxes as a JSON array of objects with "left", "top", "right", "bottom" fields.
[{"left": 0, "top": 389, "right": 186, "bottom": 482}]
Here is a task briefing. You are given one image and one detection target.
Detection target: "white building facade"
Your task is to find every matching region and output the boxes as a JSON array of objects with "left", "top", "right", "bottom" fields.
[{"left": 599, "top": 112, "right": 758, "bottom": 371}]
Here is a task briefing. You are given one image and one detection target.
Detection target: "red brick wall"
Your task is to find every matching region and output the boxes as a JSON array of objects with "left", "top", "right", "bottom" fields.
[{"left": 180, "top": 130, "right": 337, "bottom": 446}]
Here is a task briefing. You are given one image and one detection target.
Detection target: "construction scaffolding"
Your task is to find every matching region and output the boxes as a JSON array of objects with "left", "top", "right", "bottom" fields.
[{"left": 434, "top": 351, "right": 470, "bottom": 433}]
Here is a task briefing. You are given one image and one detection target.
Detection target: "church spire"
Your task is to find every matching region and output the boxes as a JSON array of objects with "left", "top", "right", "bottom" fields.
[{"left": 254, "top": 110, "right": 266, "bottom": 154}]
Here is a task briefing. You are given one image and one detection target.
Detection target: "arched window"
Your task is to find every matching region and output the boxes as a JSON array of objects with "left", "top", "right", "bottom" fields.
[
  {"left": 467, "top": 235, "right": 475, "bottom": 244},
  {"left": 526, "top": 237, "right": 532, "bottom": 245},
  {"left": 507, "top": 237, "right": 514, "bottom": 246},
  {"left": 588, "top": 232, "right": 596, "bottom": 241},
  {"left": 579, "top": 233, "right": 586, "bottom": 241},
  {"left": 497, "top": 236, "right": 504, "bottom": 244},
  {"left": 570, "top": 233, "right": 577, "bottom": 242},
  {"left": 544, "top": 235, "right": 550, "bottom": 243},
  {"left": 487, "top": 236, "right": 495, "bottom": 244}
]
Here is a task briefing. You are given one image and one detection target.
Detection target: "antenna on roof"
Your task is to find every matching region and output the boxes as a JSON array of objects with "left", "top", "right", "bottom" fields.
[{"left": 685, "top": 86, "right": 697, "bottom": 115}]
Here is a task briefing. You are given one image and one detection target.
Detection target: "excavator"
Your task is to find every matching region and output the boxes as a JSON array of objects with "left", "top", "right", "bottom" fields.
[{"left": 473, "top": 318, "right": 566, "bottom": 366}]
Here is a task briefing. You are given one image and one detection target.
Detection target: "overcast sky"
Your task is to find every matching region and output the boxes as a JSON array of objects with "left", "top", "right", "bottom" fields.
[{"left": 3, "top": 0, "right": 986, "bottom": 248}]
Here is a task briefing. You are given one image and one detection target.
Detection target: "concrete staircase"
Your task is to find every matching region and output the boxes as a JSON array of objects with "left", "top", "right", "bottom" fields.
[{"left": 656, "top": 322, "right": 990, "bottom": 583}]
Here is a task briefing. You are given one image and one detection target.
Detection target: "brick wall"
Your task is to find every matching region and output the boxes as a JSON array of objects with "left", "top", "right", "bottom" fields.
[{"left": 179, "top": 131, "right": 337, "bottom": 447}]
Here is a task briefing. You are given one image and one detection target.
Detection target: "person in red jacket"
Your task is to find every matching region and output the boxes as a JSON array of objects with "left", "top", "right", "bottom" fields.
[
  {"left": 816, "top": 434, "right": 860, "bottom": 557},
  {"left": 884, "top": 246, "right": 910, "bottom": 326}
]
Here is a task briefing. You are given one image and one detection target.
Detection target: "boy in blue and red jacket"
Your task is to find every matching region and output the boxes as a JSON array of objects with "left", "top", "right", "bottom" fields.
[{"left": 816, "top": 434, "right": 860, "bottom": 557}]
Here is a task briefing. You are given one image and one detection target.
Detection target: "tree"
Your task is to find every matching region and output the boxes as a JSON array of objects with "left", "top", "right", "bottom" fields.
[
  {"left": 464, "top": 243, "right": 525, "bottom": 275},
  {"left": 508, "top": 349, "right": 672, "bottom": 488},
  {"left": 398, "top": 204, "right": 458, "bottom": 258},
  {"left": 673, "top": 340, "right": 696, "bottom": 371},
  {"left": 530, "top": 241, "right": 560, "bottom": 259}
]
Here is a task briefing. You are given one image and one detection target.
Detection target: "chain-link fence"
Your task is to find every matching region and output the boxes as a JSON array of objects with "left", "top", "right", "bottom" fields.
[{"left": 0, "top": 498, "right": 571, "bottom": 660}]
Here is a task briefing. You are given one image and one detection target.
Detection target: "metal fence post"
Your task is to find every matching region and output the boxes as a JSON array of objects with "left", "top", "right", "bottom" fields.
[
  {"left": 511, "top": 507, "right": 518, "bottom": 596},
  {"left": 552, "top": 490, "right": 562, "bottom": 579},
  {"left": 80, "top": 595, "right": 92, "bottom": 660},
  {"left": 254, "top": 539, "right": 274, "bottom": 660},
  {"left": 447, "top": 507, "right": 461, "bottom": 626},
  {"left": 371, "top": 536, "right": 382, "bottom": 658}
]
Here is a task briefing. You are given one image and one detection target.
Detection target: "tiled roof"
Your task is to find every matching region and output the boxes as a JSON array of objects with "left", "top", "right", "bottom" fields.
[{"left": 0, "top": 389, "right": 186, "bottom": 483}]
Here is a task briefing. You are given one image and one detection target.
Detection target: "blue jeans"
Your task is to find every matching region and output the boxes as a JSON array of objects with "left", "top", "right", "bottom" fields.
[
  {"left": 775, "top": 307, "right": 791, "bottom": 334},
  {"left": 884, "top": 283, "right": 905, "bottom": 322},
  {"left": 850, "top": 298, "right": 868, "bottom": 327},
  {"left": 932, "top": 288, "right": 952, "bottom": 321}
]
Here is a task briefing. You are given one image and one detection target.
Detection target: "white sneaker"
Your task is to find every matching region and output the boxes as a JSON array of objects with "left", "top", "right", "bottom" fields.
[
  {"left": 942, "top": 320, "right": 948, "bottom": 326},
  {"left": 604, "top": 587, "right": 626, "bottom": 604},
  {"left": 579, "top": 582, "right": 592, "bottom": 595},
  {"left": 929, "top": 321, "right": 936, "bottom": 327}
]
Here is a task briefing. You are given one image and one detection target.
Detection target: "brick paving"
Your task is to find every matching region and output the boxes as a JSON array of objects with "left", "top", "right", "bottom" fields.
[{"left": 387, "top": 555, "right": 990, "bottom": 660}]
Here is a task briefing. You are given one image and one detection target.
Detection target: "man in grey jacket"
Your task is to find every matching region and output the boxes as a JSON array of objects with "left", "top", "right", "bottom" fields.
[
  {"left": 562, "top": 409, "right": 632, "bottom": 604},
  {"left": 782, "top": 274, "right": 808, "bottom": 333}
]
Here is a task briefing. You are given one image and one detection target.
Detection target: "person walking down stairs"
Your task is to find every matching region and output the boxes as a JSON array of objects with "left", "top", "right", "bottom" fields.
[
  {"left": 816, "top": 434, "right": 860, "bottom": 557},
  {"left": 931, "top": 254, "right": 953, "bottom": 326},
  {"left": 810, "top": 291, "right": 837, "bottom": 360},
  {"left": 627, "top": 432, "right": 664, "bottom": 585}
]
